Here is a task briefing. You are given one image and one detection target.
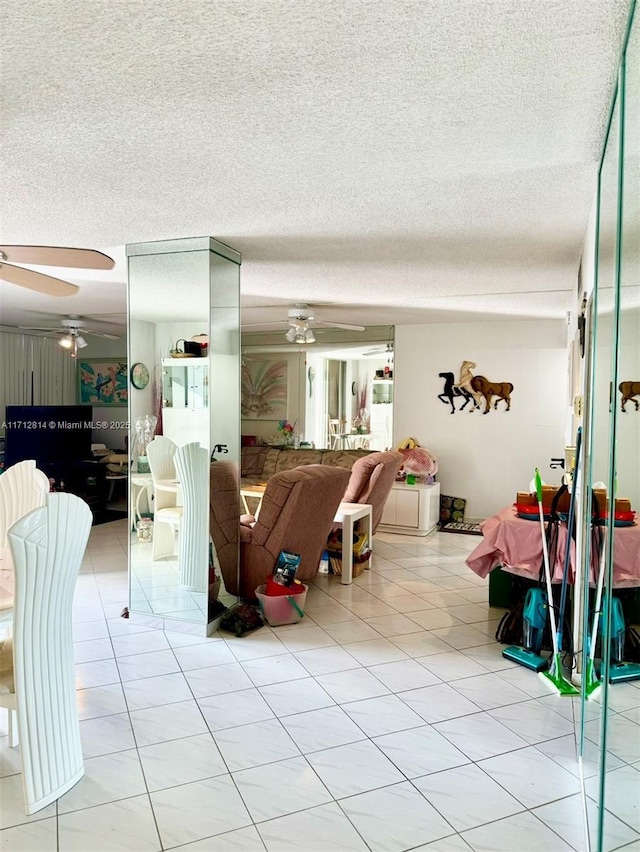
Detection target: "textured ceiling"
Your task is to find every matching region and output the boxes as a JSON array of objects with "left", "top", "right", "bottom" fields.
[{"left": 0, "top": 0, "right": 632, "bottom": 331}]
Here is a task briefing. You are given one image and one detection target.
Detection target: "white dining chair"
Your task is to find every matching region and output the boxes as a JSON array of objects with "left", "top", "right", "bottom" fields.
[
  {"left": 0, "top": 493, "right": 92, "bottom": 814},
  {"left": 174, "top": 442, "right": 208, "bottom": 591},
  {"left": 147, "top": 436, "right": 183, "bottom": 560},
  {"left": 0, "top": 460, "right": 49, "bottom": 549},
  {"left": 0, "top": 460, "right": 50, "bottom": 624}
]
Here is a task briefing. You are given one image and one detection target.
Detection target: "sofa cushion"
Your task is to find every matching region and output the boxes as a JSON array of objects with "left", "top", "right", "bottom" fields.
[
  {"left": 241, "top": 446, "right": 271, "bottom": 477},
  {"left": 274, "top": 449, "right": 323, "bottom": 473},
  {"left": 321, "top": 450, "right": 370, "bottom": 468},
  {"left": 261, "top": 449, "right": 282, "bottom": 479}
]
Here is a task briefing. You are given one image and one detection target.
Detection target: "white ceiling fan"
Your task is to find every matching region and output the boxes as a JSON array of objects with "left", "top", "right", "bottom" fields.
[
  {"left": 19, "top": 314, "right": 121, "bottom": 357},
  {"left": 0, "top": 245, "right": 115, "bottom": 297},
  {"left": 243, "top": 303, "right": 365, "bottom": 343}
]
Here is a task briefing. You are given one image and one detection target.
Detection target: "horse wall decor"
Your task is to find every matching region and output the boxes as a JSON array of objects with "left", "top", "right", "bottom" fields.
[
  {"left": 455, "top": 361, "right": 483, "bottom": 410},
  {"left": 437, "top": 361, "right": 514, "bottom": 415},
  {"left": 470, "top": 374, "right": 514, "bottom": 414},
  {"left": 437, "top": 372, "right": 477, "bottom": 413},
  {"left": 619, "top": 380, "right": 640, "bottom": 412}
]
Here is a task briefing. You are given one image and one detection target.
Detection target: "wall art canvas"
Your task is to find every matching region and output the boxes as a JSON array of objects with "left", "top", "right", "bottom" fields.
[
  {"left": 78, "top": 359, "right": 128, "bottom": 406},
  {"left": 241, "top": 360, "right": 287, "bottom": 419}
]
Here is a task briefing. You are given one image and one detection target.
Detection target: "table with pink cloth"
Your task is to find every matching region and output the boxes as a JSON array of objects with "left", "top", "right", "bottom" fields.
[{"left": 466, "top": 505, "right": 640, "bottom": 588}]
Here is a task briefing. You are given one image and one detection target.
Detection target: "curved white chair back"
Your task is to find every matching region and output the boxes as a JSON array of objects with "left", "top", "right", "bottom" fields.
[
  {"left": 0, "top": 460, "right": 49, "bottom": 549},
  {"left": 5, "top": 493, "right": 92, "bottom": 814},
  {"left": 174, "top": 442, "right": 209, "bottom": 591},
  {"left": 147, "top": 437, "right": 178, "bottom": 512},
  {"left": 148, "top": 437, "right": 181, "bottom": 560}
]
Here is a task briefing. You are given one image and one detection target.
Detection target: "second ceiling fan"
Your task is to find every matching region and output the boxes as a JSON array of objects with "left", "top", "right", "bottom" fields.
[
  {"left": 243, "top": 303, "right": 365, "bottom": 343},
  {"left": 19, "top": 314, "right": 121, "bottom": 357}
]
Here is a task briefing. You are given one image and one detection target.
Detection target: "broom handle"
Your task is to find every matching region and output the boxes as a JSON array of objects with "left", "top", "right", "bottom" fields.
[
  {"left": 557, "top": 427, "right": 582, "bottom": 650},
  {"left": 536, "top": 468, "right": 558, "bottom": 650},
  {"left": 589, "top": 528, "right": 607, "bottom": 663}
]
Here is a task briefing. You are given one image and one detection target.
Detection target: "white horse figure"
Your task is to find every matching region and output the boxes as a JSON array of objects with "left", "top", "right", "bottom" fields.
[{"left": 454, "top": 361, "right": 482, "bottom": 410}]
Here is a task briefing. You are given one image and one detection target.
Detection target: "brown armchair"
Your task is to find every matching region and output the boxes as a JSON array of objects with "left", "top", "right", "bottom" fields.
[
  {"left": 342, "top": 450, "right": 404, "bottom": 533},
  {"left": 209, "top": 461, "right": 241, "bottom": 597},
  {"left": 212, "top": 464, "right": 349, "bottom": 599}
]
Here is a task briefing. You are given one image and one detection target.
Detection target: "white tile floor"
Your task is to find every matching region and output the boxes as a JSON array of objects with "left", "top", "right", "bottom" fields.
[{"left": 1, "top": 521, "right": 639, "bottom": 851}]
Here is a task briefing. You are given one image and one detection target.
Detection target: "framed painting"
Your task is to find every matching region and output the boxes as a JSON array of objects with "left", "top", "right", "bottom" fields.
[
  {"left": 78, "top": 359, "right": 128, "bottom": 406},
  {"left": 241, "top": 359, "right": 287, "bottom": 419}
]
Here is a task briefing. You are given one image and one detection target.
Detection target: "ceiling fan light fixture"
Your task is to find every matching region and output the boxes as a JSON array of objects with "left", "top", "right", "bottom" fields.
[
  {"left": 304, "top": 328, "right": 315, "bottom": 343},
  {"left": 285, "top": 327, "right": 297, "bottom": 342},
  {"left": 75, "top": 335, "right": 88, "bottom": 348},
  {"left": 59, "top": 335, "right": 73, "bottom": 349}
]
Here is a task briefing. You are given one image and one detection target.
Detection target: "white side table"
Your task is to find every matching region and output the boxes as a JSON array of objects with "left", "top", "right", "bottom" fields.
[{"left": 333, "top": 502, "right": 373, "bottom": 585}]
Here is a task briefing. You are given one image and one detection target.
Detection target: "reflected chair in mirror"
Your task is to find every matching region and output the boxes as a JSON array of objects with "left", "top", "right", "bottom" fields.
[
  {"left": 209, "top": 460, "right": 241, "bottom": 598},
  {"left": 222, "top": 465, "right": 350, "bottom": 599},
  {"left": 342, "top": 450, "right": 404, "bottom": 533},
  {"left": 174, "top": 442, "right": 208, "bottom": 592},
  {"left": 0, "top": 460, "right": 50, "bottom": 624},
  {"left": 147, "top": 436, "right": 183, "bottom": 561},
  {"left": 328, "top": 418, "right": 347, "bottom": 450},
  {"left": 0, "top": 493, "right": 92, "bottom": 814}
]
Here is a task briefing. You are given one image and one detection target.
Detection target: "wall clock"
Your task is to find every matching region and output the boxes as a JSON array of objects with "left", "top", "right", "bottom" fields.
[{"left": 130, "top": 362, "right": 150, "bottom": 390}]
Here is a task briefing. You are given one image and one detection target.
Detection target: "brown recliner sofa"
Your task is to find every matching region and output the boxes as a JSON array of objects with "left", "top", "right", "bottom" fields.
[
  {"left": 211, "top": 463, "right": 350, "bottom": 599},
  {"left": 342, "top": 450, "right": 405, "bottom": 533},
  {"left": 241, "top": 446, "right": 369, "bottom": 488}
]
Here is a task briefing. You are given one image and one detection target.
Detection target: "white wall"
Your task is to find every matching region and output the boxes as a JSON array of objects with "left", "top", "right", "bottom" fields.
[
  {"left": 129, "top": 319, "right": 156, "bottom": 453},
  {"left": 394, "top": 320, "right": 568, "bottom": 521}
]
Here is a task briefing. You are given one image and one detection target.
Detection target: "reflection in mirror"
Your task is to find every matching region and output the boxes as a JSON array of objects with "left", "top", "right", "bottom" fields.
[
  {"left": 580, "top": 91, "right": 620, "bottom": 852},
  {"left": 598, "top": 12, "right": 640, "bottom": 848},
  {"left": 240, "top": 326, "right": 394, "bottom": 452},
  {"left": 580, "top": 9, "right": 640, "bottom": 846},
  {"left": 127, "top": 238, "right": 240, "bottom": 633}
]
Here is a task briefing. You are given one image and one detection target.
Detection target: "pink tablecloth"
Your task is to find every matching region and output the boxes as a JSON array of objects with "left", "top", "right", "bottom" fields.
[{"left": 466, "top": 506, "right": 640, "bottom": 588}]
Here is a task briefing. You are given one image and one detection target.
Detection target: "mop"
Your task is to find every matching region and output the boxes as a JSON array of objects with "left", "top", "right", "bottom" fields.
[{"left": 539, "top": 427, "right": 581, "bottom": 696}]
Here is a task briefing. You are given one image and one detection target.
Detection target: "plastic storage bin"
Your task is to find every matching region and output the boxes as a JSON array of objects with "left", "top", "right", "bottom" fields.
[{"left": 255, "top": 583, "right": 308, "bottom": 626}]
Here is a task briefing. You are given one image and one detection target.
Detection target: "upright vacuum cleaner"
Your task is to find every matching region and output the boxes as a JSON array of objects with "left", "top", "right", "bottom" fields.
[{"left": 540, "top": 428, "right": 581, "bottom": 696}]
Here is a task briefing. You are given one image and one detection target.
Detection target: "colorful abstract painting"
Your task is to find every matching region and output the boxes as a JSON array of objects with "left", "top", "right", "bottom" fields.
[
  {"left": 241, "top": 360, "right": 287, "bottom": 419},
  {"left": 78, "top": 359, "right": 128, "bottom": 406}
]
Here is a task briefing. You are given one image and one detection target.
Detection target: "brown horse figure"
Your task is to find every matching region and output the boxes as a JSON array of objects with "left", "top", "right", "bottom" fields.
[
  {"left": 470, "top": 375, "right": 514, "bottom": 414},
  {"left": 619, "top": 380, "right": 640, "bottom": 412}
]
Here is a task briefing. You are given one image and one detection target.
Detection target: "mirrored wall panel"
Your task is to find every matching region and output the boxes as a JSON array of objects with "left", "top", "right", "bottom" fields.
[
  {"left": 127, "top": 237, "right": 240, "bottom": 634},
  {"left": 579, "top": 6, "right": 640, "bottom": 849}
]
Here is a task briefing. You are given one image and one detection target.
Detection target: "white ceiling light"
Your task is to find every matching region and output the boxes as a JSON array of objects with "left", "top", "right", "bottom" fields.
[
  {"left": 76, "top": 335, "right": 88, "bottom": 348},
  {"left": 285, "top": 319, "right": 317, "bottom": 345},
  {"left": 59, "top": 335, "right": 73, "bottom": 349}
]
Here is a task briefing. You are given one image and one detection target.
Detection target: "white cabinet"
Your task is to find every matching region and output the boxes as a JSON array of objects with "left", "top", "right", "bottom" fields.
[
  {"left": 161, "top": 357, "right": 210, "bottom": 450},
  {"left": 379, "top": 482, "right": 441, "bottom": 536}
]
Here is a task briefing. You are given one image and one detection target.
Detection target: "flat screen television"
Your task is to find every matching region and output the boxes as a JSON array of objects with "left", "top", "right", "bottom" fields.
[{"left": 4, "top": 405, "right": 93, "bottom": 474}]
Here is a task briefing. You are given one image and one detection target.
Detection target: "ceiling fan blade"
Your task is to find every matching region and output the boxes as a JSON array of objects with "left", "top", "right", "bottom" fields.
[
  {"left": 0, "top": 245, "right": 114, "bottom": 270},
  {"left": 313, "top": 320, "right": 366, "bottom": 331},
  {"left": 19, "top": 325, "right": 62, "bottom": 331},
  {"left": 85, "top": 330, "right": 120, "bottom": 340},
  {"left": 242, "top": 320, "right": 289, "bottom": 329},
  {"left": 0, "top": 262, "right": 79, "bottom": 296}
]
